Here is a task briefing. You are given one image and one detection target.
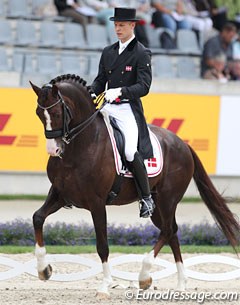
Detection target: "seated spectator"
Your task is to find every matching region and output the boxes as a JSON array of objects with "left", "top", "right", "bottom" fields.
[
  {"left": 201, "top": 22, "right": 237, "bottom": 77},
  {"left": 135, "top": 0, "right": 152, "bottom": 24},
  {"left": 228, "top": 34, "right": 240, "bottom": 80},
  {"left": 54, "top": 0, "right": 88, "bottom": 39},
  {"left": 233, "top": 34, "right": 240, "bottom": 59},
  {"left": 229, "top": 59, "right": 240, "bottom": 80},
  {"left": 193, "top": 0, "right": 227, "bottom": 31},
  {"left": 182, "top": 0, "right": 213, "bottom": 33},
  {"left": 83, "top": 0, "right": 112, "bottom": 23},
  {"left": 203, "top": 53, "right": 230, "bottom": 83},
  {"left": 151, "top": 0, "right": 191, "bottom": 33}
]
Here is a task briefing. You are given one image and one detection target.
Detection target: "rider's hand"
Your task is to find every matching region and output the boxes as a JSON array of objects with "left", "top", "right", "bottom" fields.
[{"left": 104, "top": 88, "right": 122, "bottom": 103}]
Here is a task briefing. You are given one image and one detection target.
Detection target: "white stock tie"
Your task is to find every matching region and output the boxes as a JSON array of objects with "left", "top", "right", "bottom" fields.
[{"left": 119, "top": 45, "right": 126, "bottom": 55}]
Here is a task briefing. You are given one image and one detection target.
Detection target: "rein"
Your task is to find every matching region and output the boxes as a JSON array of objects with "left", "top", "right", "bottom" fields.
[{"left": 63, "top": 93, "right": 105, "bottom": 144}]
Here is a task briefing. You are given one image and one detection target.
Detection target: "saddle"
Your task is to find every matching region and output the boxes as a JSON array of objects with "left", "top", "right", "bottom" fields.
[{"left": 102, "top": 113, "right": 163, "bottom": 205}]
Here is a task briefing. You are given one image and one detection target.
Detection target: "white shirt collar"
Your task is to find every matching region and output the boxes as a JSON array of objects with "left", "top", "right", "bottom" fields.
[{"left": 119, "top": 35, "right": 135, "bottom": 54}]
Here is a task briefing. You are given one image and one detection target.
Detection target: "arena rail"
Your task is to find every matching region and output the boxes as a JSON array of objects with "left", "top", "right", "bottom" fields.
[{"left": 0, "top": 254, "right": 239, "bottom": 283}]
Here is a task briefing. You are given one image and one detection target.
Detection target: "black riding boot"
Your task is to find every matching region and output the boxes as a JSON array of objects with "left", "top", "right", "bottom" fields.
[{"left": 128, "top": 152, "right": 155, "bottom": 218}]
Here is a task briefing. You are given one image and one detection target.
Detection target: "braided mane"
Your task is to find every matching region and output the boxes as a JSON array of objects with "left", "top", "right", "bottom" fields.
[
  {"left": 50, "top": 74, "right": 88, "bottom": 88},
  {"left": 49, "top": 74, "right": 102, "bottom": 107}
]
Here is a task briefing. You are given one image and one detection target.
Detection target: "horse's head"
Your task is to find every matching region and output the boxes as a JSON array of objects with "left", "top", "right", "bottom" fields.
[{"left": 30, "top": 81, "right": 72, "bottom": 158}]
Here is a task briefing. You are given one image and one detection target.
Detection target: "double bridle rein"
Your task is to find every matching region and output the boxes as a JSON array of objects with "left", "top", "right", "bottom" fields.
[{"left": 38, "top": 84, "right": 105, "bottom": 144}]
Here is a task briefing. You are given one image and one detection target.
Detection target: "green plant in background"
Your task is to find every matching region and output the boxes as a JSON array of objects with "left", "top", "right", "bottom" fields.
[
  {"left": 0, "top": 220, "right": 239, "bottom": 247},
  {"left": 216, "top": 0, "right": 240, "bottom": 19}
]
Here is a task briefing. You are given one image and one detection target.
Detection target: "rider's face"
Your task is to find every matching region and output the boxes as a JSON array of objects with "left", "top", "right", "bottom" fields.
[{"left": 114, "top": 21, "right": 135, "bottom": 43}]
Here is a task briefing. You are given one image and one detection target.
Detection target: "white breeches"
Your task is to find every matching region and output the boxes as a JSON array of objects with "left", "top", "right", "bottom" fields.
[
  {"left": 102, "top": 103, "right": 138, "bottom": 162},
  {"left": 185, "top": 16, "right": 213, "bottom": 32}
]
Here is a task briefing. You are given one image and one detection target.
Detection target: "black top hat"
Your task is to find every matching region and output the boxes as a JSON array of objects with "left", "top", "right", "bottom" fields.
[{"left": 109, "top": 8, "right": 140, "bottom": 22}]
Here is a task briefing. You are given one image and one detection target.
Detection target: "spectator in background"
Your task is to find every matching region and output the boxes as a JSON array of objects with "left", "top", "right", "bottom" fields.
[
  {"left": 84, "top": 0, "right": 113, "bottom": 27},
  {"left": 151, "top": 0, "right": 191, "bottom": 33},
  {"left": 229, "top": 34, "right": 240, "bottom": 81},
  {"left": 193, "top": 0, "right": 227, "bottom": 31},
  {"left": 203, "top": 53, "right": 230, "bottom": 83},
  {"left": 232, "top": 33, "right": 240, "bottom": 59},
  {"left": 134, "top": 0, "right": 152, "bottom": 47},
  {"left": 201, "top": 22, "right": 237, "bottom": 77},
  {"left": 234, "top": 13, "right": 240, "bottom": 31},
  {"left": 135, "top": 0, "right": 152, "bottom": 24},
  {"left": 182, "top": 0, "right": 213, "bottom": 33},
  {"left": 229, "top": 59, "right": 240, "bottom": 80},
  {"left": 54, "top": 0, "right": 88, "bottom": 38}
]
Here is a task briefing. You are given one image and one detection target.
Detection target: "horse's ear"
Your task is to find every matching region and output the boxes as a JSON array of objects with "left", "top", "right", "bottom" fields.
[
  {"left": 29, "top": 81, "right": 41, "bottom": 97},
  {"left": 52, "top": 84, "right": 59, "bottom": 98}
]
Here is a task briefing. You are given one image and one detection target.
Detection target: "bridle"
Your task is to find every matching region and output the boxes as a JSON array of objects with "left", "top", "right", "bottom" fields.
[
  {"left": 38, "top": 84, "right": 105, "bottom": 144},
  {"left": 38, "top": 84, "right": 73, "bottom": 141}
]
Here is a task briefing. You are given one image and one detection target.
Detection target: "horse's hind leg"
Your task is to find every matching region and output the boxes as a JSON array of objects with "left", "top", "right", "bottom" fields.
[
  {"left": 139, "top": 208, "right": 187, "bottom": 291},
  {"left": 138, "top": 192, "right": 167, "bottom": 290},
  {"left": 168, "top": 221, "right": 187, "bottom": 291},
  {"left": 138, "top": 232, "right": 167, "bottom": 290},
  {"left": 33, "top": 186, "right": 62, "bottom": 281},
  {"left": 139, "top": 194, "right": 177, "bottom": 290}
]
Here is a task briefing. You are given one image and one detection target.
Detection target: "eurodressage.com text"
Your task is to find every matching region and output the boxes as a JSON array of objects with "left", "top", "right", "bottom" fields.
[{"left": 124, "top": 289, "right": 239, "bottom": 303}]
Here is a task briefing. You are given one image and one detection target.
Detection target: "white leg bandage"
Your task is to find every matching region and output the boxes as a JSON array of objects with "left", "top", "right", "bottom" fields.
[{"left": 35, "top": 244, "right": 48, "bottom": 272}]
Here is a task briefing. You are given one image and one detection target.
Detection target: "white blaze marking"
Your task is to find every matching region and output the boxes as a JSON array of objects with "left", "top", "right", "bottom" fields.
[
  {"left": 44, "top": 109, "right": 58, "bottom": 156},
  {"left": 44, "top": 109, "right": 52, "bottom": 130}
]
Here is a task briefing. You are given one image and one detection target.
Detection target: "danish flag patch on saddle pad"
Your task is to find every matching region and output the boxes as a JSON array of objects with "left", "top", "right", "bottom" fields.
[{"left": 102, "top": 111, "right": 164, "bottom": 178}]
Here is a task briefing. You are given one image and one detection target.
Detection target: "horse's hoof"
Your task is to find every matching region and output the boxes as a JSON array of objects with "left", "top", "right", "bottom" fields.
[
  {"left": 96, "top": 291, "right": 110, "bottom": 300},
  {"left": 139, "top": 277, "right": 152, "bottom": 290},
  {"left": 176, "top": 278, "right": 187, "bottom": 291},
  {"left": 38, "top": 264, "right": 52, "bottom": 281}
]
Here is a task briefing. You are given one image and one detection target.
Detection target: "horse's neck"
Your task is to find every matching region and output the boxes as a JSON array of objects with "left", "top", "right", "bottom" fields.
[
  {"left": 61, "top": 114, "right": 107, "bottom": 170},
  {"left": 60, "top": 83, "right": 109, "bottom": 157},
  {"left": 67, "top": 97, "right": 107, "bottom": 150}
]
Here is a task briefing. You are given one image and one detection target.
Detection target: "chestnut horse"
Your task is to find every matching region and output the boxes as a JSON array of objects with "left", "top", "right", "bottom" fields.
[{"left": 30, "top": 74, "right": 239, "bottom": 297}]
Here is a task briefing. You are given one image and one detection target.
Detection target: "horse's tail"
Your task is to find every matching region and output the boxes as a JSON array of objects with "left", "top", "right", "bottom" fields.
[{"left": 188, "top": 145, "right": 240, "bottom": 251}]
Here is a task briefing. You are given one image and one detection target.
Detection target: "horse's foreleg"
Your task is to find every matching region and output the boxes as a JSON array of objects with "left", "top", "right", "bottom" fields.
[
  {"left": 169, "top": 234, "right": 187, "bottom": 291},
  {"left": 91, "top": 207, "right": 112, "bottom": 298},
  {"left": 33, "top": 186, "right": 62, "bottom": 281}
]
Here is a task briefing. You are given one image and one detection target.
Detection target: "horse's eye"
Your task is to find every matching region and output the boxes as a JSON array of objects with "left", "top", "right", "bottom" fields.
[{"left": 51, "top": 112, "right": 61, "bottom": 119}]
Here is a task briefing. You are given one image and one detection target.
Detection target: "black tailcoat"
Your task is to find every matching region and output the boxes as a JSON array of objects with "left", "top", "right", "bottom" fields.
[{"left": 91, "top": 38, "right": 153, "bottom": 159}]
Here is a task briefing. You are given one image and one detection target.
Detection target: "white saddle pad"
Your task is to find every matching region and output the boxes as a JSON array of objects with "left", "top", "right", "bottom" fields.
[{"left": 102, "top": 111, "right": 163, "bottom": 178}]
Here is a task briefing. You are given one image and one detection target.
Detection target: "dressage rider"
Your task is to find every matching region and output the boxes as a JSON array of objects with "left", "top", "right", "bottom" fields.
[{"left": 90, "top": 7, "right": 155, "bottom": 218}]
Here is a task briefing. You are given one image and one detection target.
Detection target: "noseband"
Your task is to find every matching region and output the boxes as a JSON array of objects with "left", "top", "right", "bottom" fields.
[{"left": 38, "top": 84, "right": 105, "bottom": 144}]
